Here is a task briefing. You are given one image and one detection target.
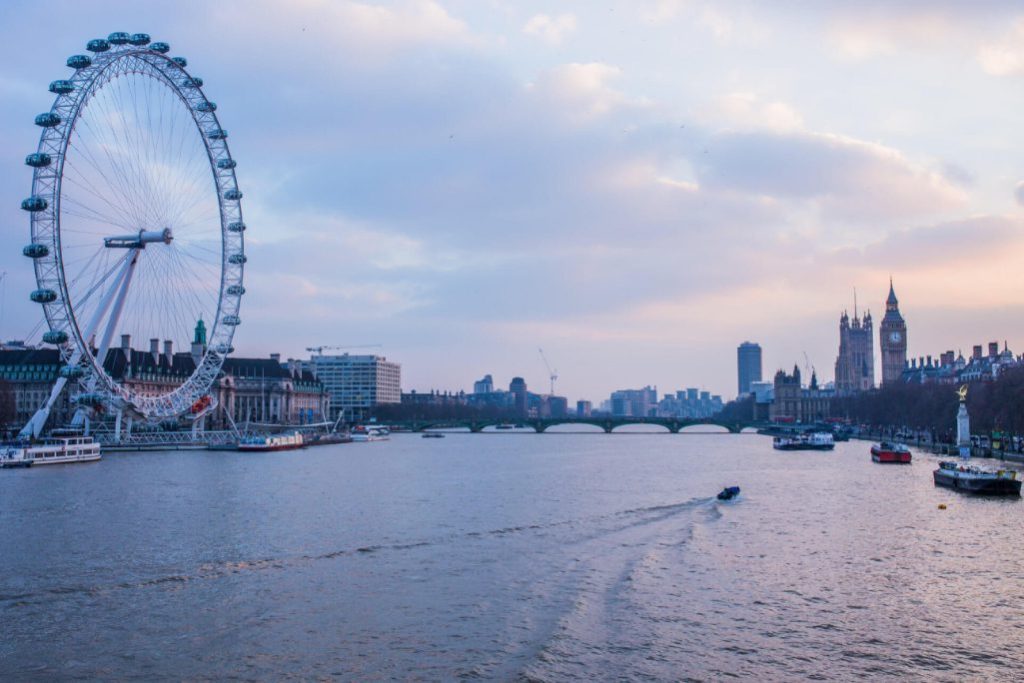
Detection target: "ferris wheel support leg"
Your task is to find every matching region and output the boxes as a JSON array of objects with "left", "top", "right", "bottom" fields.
[
  {"left": 95, "top": 249, "right": 140, "bottom": 381},
  {"left": 71, "top": 251, "right": 139, "bottom": 431},
  {"left": 19, "top": 376, "right": 69, "bottom": 439},
  {"left": 115, "top": 409, "right": 123, "bottom": 442},
  {"left": 33, "top": 252, "right": 135, "bottom": 438}
]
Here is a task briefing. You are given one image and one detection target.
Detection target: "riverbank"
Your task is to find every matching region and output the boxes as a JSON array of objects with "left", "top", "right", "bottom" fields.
[{"left": 852, "top": 431, "right": 1024, "bottom": 463}]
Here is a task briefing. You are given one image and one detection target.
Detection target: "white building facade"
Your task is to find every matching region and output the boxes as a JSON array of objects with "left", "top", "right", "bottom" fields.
[{"left": 301, "top": 354, "right": 402, "bottom": 421}]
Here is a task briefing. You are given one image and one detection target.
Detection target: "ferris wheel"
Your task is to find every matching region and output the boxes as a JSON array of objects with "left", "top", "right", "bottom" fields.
[{"left": 19, "top": 32, "right": 245, "bottom": 438}]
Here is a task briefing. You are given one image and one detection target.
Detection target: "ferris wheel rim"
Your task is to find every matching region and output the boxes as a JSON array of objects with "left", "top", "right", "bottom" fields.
[{"left": 23, "top": 36, "right": 246, "bottom": 421}]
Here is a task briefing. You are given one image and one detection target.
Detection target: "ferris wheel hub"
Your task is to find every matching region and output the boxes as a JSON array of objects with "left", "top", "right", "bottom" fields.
[{"left": 103, "top": 228, "right": 173, "bottom": 249}]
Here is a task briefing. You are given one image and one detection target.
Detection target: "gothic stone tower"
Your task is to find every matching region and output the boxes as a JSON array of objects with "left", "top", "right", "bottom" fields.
[
  {"left": 880, "top": 280, "right": 907, "bottom": 385},
  {"left": 835, "top": 306, "right": 874, "bottom": 394}
]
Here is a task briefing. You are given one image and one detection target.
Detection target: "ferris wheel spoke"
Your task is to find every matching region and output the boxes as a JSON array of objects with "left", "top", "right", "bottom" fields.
[
  {"left": 61, "top": 172, "right": 141, "bottom": 231},
  {"left": 72, "top": 113, "right": 147, "bottom": 228}
]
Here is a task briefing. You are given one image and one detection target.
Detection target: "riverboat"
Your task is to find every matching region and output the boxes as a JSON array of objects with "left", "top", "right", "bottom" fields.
[
  {"left": 871, "top": 441, "right": 912, "bottom": 464},
  {"left": 772, "top": 432, "right": 835, "bottom": 451},
  {"left": 422, "top": 433, "right": 446, "bottom": 439},
  {"left": 351, "top": 426, "right": 389, "bottom": 442},
  {"left": 238, "top": 432, "right": 304, "bottom": 452},
  {"left": 0, "top": 434, "right": 101, "bottom": 467},
  {"left": 933, "top": 461, "right": 1021, "bottom": 496}
]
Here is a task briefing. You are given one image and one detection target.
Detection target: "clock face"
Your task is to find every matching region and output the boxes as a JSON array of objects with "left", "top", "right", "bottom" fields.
[{"left": 889, "top": 331, "right": 902, "bottom": 344}]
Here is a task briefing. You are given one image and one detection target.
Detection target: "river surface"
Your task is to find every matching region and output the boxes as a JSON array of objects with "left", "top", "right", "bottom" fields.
[{"left": 1, "top": 432, "right": 1023, "bottom": 681}]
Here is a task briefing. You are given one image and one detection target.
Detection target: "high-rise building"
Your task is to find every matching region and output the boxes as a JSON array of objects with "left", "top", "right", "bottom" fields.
[
  {"left": 304, "top": 353, "right": 401, "bottom": 421},
  {"left": 509, "top": 377, "right": 528, "bottom": 416},
  {"left": 835, "top": 304, "right": 874, "bottom": 394},
  {"left": 736, "top": 342, "right": 762, "bottom": 397},
  {"left": 879, "top": 280, "right": 908, "bottom": 386},
  {"left": 609, "top": 386, "right": 657, "bottom": 417},
  {"left": 576, "top": 400, "right": 592, "bottom": 417},
  {"left": 473, "top": 374, "right": 494, "bottom": 394}
]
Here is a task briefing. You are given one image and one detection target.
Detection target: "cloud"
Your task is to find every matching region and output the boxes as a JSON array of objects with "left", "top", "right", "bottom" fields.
[
  {"left": 978, "top": 19, "right": 1024, "bottom": 75},
  {"left": 695, "top": 131, "right": 967, "bottom": 226},
  {"left": 527, "top": 62, "right": 631, "bottom": 124},
  {"left": 522, "top": 13, "right": 577, "bottom": 45},
  {"left": 699, "top": 93, "right": 804, "bottom": 132},
  {"left": 640, "top": 0, "right": 687, "bottom": 24},
  {"left": 840, "top": 215, "right": 1021, "bottom": 269}
]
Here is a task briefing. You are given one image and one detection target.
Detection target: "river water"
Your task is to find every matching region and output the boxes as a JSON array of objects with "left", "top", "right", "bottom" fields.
[{"left": 1, "top": 432, "right": 1022, "bottom": 680}]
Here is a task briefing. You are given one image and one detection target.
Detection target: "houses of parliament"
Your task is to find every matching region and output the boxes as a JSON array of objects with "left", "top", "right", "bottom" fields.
[{"left": 834, "top": 280, "right": 907, "bottom": 393}]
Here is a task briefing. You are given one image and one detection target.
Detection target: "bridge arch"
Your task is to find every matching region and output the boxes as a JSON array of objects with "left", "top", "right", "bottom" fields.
[
  {"left": 679, "top": 423, "right": 730, "bottom": 434},
  {"left": 542, "top": 422, "right": 606, "bottom": 434},
  {"left": 609, "top": 423, "right": 673, "bottom": 434}
]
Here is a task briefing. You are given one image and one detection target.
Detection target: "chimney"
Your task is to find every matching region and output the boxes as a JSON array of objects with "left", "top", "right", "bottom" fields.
[
  {"left": 121, "top": 334, "right": 131, "bottom": 350},
  {"left": 926, "top": 355, "right": 932, "bottom": 367},
  {"left": 150, "top": 338, "right": 159, "bottom": 361},
  {"left": 164, "top": 340, "right": 173, "bottom": 364},
  {"left": 973, "top": 345, "right": 983, "bottom": 361},
  {"left": 989, "top": 342, "right": 998, "bottom": 358}
]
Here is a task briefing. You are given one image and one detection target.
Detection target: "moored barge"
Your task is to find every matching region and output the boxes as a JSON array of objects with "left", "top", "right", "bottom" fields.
[{"left": 933, "top": 461, "right": 1021, "bottom": 496}]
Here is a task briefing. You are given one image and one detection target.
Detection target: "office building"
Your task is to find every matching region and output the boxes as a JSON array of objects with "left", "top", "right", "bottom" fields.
[
  {"left": 737, "top": 341, "right": 762, "bottom": 397},
  {"left": 304, "top": 353, "right": 401, "bottom": 421}
]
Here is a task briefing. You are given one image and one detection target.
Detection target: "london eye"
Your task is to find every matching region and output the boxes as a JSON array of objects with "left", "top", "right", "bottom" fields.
[{"left": 19, "top": 32, "right": 245, "bottom": 437}]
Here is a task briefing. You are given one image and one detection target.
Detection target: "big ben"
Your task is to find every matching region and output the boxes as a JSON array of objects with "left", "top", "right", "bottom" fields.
[{"left": 880, "top": 279, "right": 907, "bottom": 385}]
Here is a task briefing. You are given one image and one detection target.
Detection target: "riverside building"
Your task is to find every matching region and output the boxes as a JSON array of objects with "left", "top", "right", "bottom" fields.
[
  {"left": 834, "top": 305, "right": 874, "bottom": 394},
  {"left": 302, "top": 353, "right": 402, "bottom": 422}
]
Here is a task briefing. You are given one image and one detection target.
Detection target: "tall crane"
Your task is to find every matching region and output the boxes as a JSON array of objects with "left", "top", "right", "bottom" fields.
[
  {"left": 803, "top": 351, "right": 817, "bottom": 386},
  {"left": 306, "top": 344, "right": 382, "bottom": 355},
  {"left": 538, "top": 348, "right": 558, "bottom": 396}
]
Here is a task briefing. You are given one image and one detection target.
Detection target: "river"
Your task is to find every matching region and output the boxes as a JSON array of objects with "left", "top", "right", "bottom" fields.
[{"left": 1, "top": 432, "right": 1022, "bottom": 680}]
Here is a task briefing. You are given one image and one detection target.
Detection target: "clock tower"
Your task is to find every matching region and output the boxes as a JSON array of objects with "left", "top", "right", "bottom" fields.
[{"left": 880, "top": 279, "right": 907, "bottom": 385}]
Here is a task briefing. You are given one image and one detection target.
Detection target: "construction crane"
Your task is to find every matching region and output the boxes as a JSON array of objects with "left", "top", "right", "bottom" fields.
[
  {"left": 306, "top": 344, "right": 382, "bottom": 355},
  {"left": 802, "top": 351, "right": 816, "bottom": 385},
  {"left": 538, "top": 348, "right": 558, "bottom": 396}
]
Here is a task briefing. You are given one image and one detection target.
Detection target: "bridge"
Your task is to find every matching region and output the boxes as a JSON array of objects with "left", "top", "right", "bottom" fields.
[{"left": 385, "top": 417, "right": 760, "bottom": 434}]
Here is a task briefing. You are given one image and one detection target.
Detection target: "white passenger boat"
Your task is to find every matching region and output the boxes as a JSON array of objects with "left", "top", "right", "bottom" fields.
[
  {"left": 1, "top": 434, "right": 101, "bottom": 467},
  {"left": 351, "top": 426, "right": 389, "bottom": 442},
  {"left": 237, "top": 431, "right": 305, "bottom": 452}
]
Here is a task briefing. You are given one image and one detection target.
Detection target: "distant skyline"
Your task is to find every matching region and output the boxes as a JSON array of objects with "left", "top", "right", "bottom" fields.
[{"left": 2, "top": 1, "right": 1024, "bottom": 403}]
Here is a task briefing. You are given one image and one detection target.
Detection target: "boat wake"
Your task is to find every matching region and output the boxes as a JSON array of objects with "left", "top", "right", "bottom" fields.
[{"left": 0, "top": 497, "right": 720, "bottom": 610}]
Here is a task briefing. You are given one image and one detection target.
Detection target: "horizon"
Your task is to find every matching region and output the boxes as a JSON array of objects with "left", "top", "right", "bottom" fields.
[{"left": 2, "top": 1, "right": 1024, "bottom": 404}]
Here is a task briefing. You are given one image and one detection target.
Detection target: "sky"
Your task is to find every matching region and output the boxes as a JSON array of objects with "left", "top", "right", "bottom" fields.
[{"left": 2, "top": 0, "right": 1024, "bottom": 404}]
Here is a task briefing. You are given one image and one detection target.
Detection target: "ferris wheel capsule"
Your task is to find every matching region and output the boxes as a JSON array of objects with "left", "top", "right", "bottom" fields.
[
  {"left": 86, "top": 39, "right": 110, "bottom": 52},
  {"left": 66, "top": 55, "right": 91, "bottom": 69},
  {"left": 43, "top": 330, "right": 69, "bottom": 344},
  {"left": 49, "top": 80, "right": 75, "bottom": 95},
  {"left": 23, "top": 243, "right": 49, "bottom": 258},
  {"left": 107, "top": 32, "right": 131, "bottom": 45},
  {"left": 25, "top": 153, "right": 52, "bottom": 167}
]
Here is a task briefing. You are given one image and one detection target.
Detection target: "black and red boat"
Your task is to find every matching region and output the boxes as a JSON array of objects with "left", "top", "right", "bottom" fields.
[{"left": 871, "top": 441, "right": 912, "bottom": 464}]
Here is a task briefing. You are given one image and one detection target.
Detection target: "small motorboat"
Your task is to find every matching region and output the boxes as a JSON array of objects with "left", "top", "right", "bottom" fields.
[
  {"left": 717, "top": 486, "right": 741, "bottom": 501},
  {"left": 422, "top": 433, "right": 445, "bottom": 439}
]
